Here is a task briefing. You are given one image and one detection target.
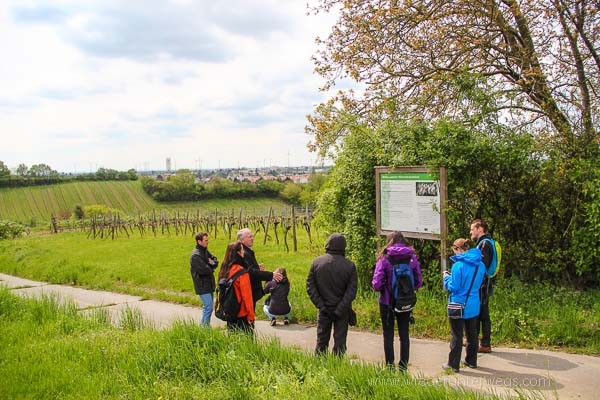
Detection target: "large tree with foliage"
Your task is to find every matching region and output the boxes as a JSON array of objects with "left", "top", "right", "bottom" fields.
[
  {"left": 308, "top": 0, "right": 599, "bottom": 289},
  {"left": 309, "top": 0, "right": 598, "bottom": 158},
  {"left": 0, "top": 161, "right": 9, "bottom": 178},
  {"left": 27, "top": 164, "right": 58, "bottom": 177}
]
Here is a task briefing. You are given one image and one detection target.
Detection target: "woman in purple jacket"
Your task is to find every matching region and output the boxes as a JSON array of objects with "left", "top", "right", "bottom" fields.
[{"left": 372, "top": 231, "right": 423, "bottom": 371}]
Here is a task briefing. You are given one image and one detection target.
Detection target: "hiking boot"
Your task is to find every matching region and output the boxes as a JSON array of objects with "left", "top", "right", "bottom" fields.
[
  {"left": 270, "top": 318, "right": 277, "bottom": 326},
  {"left": 283, "top": 318, "right": 289, "bottom": 325},
  {"left": 442, "top": 363, "right": 459, "bottom": 373},
  {"left": 478, "top": 345, "right": 492, "bottom": 353}
]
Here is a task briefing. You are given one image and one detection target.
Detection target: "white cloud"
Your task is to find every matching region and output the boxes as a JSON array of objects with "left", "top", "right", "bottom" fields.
[{"left": 0, "top": 0, "right": 339, "bottom": 172}]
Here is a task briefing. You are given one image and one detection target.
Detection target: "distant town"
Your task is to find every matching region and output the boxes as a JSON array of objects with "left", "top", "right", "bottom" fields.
[{"left": 145, "top": 161, "right": 330, "bottom": 184}]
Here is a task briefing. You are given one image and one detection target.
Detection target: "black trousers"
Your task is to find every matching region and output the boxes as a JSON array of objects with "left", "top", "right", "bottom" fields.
[
  {"left": 315, "top": 309, "right": 349, "bottom": 356},
  {"left": 477, "top": 301, "right": 491, "bottom": 347},
  {"left": 379, "top": 303, "right": 410, "bottom": 369},
  {"left": 448, "top": 317, "right": 478, "bottom": 370}
]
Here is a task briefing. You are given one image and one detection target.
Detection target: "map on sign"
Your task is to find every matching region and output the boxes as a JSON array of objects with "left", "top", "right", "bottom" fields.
[{"left": 379, "top": 172, "right": 440, "bottom": 235}]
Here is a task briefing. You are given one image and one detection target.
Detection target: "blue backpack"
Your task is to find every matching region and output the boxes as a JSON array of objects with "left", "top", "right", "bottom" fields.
[
  {"left": 390, "top": 257, "right": 417, "bottom": 313},
  {"left": 480, "top": 238, "right": 501, "bottom": 278}
]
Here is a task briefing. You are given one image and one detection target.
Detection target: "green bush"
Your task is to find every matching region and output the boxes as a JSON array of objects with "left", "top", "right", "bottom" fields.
[
  {"left": 73, "top": 204, "right": 85, "bottom": 220},
  {"left": 0, "top": 221, "right": 28, "bottom": 240},
  {"left": 83, "top": 205, "right": 125, "bottom": 219},
  {"left": 314, "top": 116, "right": 600, "bottom": 290}
]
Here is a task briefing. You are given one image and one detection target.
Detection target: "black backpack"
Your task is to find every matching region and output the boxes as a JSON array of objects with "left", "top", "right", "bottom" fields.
[
  {"left": 390, "top": 257, "right": 417, "bottom": 313},
  {"left": 215, "top": 269, "right": 247, "bottom": 322}
]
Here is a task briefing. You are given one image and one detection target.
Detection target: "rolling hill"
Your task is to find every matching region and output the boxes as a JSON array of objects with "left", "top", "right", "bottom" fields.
[{"left": 0, "top": 180, "right": 289, "bottom": 223}]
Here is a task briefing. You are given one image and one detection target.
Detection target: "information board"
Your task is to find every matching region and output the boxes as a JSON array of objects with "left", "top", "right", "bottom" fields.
[{"left": 376, "top": 166, "right": 447, "bottom": 241}]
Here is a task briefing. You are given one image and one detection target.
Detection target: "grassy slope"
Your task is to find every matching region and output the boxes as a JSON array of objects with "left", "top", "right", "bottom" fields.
[
  {"left": 1, "top": 230, "right": 599, "bottom": 355},
  {"left": 0, "top": 180, "right": 290, "bottom": 223},
  {"left": 0, "top": 288, "right": 506, "bottom": 400}
]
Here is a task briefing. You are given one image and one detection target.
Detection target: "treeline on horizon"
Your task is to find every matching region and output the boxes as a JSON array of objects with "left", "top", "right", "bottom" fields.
[
  {"left": 0, "top": 161, "right": 138, "bottom": 188},
  {"left": 140, "top": 171, "right": 325, "bottom": 205}
]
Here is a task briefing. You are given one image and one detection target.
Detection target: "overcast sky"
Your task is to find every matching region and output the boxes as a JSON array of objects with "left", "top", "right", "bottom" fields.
[{"left": 0, "top": 0, "right": 341, "bottom": 172}]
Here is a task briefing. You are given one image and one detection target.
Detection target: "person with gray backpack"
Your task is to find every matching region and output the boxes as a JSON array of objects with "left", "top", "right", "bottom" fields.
[{"left": 372, "top": 231, "right": 423, "bottom": 371}]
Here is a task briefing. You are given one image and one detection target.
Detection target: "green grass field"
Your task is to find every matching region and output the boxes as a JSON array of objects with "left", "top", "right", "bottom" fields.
[
  {"left": 0, "top": 180, "right": 290, "bottom": 224},
  {"left": 0, "top": 287, "right": 510, "bottom": 399},
  {"left": 1, "top": 229, "right": 599, "bottom": 355}
]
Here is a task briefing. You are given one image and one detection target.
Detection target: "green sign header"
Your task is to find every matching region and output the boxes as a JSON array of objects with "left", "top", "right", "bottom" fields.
[{"left": 380, "top": 172, "right": 435, "bottom": 181}]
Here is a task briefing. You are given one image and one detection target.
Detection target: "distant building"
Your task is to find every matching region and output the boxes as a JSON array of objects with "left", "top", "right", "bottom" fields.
[
  {"left": 166, "top": 158, "right": 172, "bottom": 172},
  {"left": 287, "top": 174, "right": 310, "bottom": 184}
]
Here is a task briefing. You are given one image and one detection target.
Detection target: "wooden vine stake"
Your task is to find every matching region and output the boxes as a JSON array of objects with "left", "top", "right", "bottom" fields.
[{"left": 291, "top": 206, "right": 297, "bottom": 252}]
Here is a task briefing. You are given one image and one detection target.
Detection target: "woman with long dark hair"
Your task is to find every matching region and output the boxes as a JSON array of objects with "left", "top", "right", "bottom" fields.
[
  {"left": 218, "top": 241, "right": 255, "bottom": 333},
  {"left": 372, "top": 231, "right": 423, "bottom": 371}
]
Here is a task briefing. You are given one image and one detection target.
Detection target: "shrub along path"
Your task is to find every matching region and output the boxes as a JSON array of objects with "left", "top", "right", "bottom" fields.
[{"left": 2, "top": 273, "right": 598, "bottom": 399}]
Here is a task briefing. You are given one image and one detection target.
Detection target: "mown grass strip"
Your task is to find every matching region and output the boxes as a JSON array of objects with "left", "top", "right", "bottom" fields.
[
  {"left": 0, "top": 190, "right": 10, "bottom": 219},
  {"left": 46, "top": 187, "right": 62, "bottom": 216}
]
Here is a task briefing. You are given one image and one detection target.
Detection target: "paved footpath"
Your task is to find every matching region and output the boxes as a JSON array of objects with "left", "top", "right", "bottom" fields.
[{"left": 2, "top": 273, "right": 599, "bottom": 399}]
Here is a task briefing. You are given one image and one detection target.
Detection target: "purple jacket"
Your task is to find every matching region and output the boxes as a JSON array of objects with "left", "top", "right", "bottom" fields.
[{"left": 372, "top": 243, "right": 423, "bottom": 306}]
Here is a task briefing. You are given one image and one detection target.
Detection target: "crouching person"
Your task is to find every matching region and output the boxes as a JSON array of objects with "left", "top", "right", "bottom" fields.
[{"left": 263, "top": 267, "right": 291, "bottom": 326}]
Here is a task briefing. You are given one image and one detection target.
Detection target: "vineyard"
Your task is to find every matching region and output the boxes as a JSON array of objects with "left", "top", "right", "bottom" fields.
[
  {"left": 0, "top": 181, "right": 290, "bottom": 224},
  {"left": 56, "top": 206, "right": 314, "bottom": 252}
]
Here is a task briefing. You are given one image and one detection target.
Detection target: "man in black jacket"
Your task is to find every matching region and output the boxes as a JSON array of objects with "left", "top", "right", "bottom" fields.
[
  {"left": 190, "top": 232, "right": 218, "bottom": 326},
  {"left": 237, "top": 228, "right": 282, "bottom": 310},
  {"left": 306, "top": 233, "right": 357, "bottom": 356},
  {"left": 471, "top": 219, "right": 495, "bottom": 353}
]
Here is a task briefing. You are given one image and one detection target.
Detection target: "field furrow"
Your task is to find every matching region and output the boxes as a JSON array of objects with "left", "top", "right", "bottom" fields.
[{"left": 107, "top": 182, "right": 130, "bottom": 211}]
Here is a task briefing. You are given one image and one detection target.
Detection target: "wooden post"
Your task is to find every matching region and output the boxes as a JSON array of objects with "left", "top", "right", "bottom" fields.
[
  {"left": 291, "top": 206, "right": 297, "bottom": 252},
  {"left": 214, "top": 208, "right": 218, "bottom": 238},
  {"left": 263, "top": 206, "right": 272, "bottom": 245}
]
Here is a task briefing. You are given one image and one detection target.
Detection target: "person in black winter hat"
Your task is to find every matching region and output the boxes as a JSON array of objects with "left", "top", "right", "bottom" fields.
[{"left": 306, "top": 233, "right": 358, "bottom": 356}]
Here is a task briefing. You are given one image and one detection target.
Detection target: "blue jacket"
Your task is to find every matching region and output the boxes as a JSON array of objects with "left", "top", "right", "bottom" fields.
[{"left": 443, "top": 248, "right": 486, "bottom": 319}]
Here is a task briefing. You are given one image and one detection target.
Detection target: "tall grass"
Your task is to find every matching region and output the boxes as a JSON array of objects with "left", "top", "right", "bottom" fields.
[
  {"left": 0, "top": 287, "right": 516, "bottom": 399},
  {"left": 1, "top": 230, "right": 598, "bottom": 354}
]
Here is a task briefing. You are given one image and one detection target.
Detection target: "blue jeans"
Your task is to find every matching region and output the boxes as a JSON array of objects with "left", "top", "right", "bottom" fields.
[
  {"left": 263, "top": 304, "right": 290, "bottom": 320},
  {"left": 199, "top": 293, "right": 213, "bottom": 326}
]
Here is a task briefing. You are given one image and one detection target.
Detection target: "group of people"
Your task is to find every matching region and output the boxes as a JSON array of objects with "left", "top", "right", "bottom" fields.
[
  {"left": 189, "top": 219, "right": 497, "bottom": 374},
  {"left": 189, "top": 228, "right": 287, "bottom": 332},
  {"left": 372, "top": 218, "right": 497, "bottom": 373}
]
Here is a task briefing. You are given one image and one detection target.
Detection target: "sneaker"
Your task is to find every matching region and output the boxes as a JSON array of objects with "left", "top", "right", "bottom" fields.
[
  {"left": 462, "top": 361, "right": 477, "bottom": 369},
  {"left": 442, "top": 363, "right": 459, "bottom": 373},
  {"left": 478, "top": 345, "right": 492, "bottom": 353},
  {"left": 270, "top": 318, "right": 276, "bottom": 326},
  {"left": 283, "top": 318, "right": 289, "bottom": 325}
]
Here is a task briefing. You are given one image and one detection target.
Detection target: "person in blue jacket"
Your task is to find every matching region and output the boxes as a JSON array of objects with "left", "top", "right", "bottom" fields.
[{"left": 442, "top": 238, "right": 486, "bottom": 372}]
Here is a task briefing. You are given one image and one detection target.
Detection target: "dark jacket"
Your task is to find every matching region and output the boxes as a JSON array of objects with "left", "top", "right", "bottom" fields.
[
  {"left": 476, "top": 233, "right": 495, "bottom": 298},
  {"left": 264, "top": 277, "right": 291, "bottom": 316},
  {"left": 190, "top": 245, "right": 218, "bottom": 295},
  {"left": 242, "top": 244, "right": 274, "bottom": 303},
  {"left": 306, "top": 233, "right": 358, "bottom": 318}
]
